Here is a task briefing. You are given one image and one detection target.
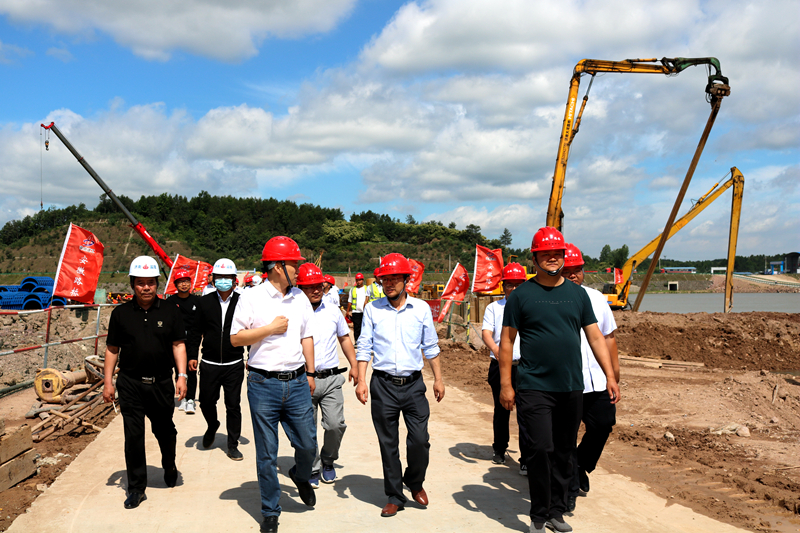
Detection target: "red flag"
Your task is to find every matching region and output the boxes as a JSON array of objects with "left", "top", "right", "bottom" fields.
[
  {"left": 406, "top": 259, "right": 425, "bottom": 294},
  {"left": 614, "top": 268, "right": 623, "bottom": 285},
  {"left": 436, "top": 299, "right": 453, "bottom": 323},
  {"left": 471, "top": 245, "right": 504, "bottom": 293},
  {"left": 195, "top": 261, "right": 213, "bottom": 292},
  {"left": 53, "top": 224, "right": 104, "bottom": 305},
  {"left": 164, "top": 255, "right": 204, "bottom": 295},
  {"left": 441, "top": 263, "right": 469, "bottom": 302}
]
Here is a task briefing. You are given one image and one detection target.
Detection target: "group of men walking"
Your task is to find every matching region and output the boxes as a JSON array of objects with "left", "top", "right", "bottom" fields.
[{"left": 103, "top": 226, "right": 619, "bottom": 533}]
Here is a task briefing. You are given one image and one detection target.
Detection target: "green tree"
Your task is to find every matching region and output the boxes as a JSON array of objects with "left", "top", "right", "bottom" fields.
[
  {"left": 599, "top": 244, "right": 612, "bottom": 263},
  {"left": 406, "top": 214, "right": 417, "bottom": 225},
  {"left": 499, "top": 228, "right": 512, "bottom": 247},
  {"left": 448, "top": 222, "right": 456, "bottom": 229}
]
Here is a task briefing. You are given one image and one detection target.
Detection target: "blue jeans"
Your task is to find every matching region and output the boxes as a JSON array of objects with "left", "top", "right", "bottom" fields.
[{"left": 247, "top": 371, "right": 317, "bottom": 518}]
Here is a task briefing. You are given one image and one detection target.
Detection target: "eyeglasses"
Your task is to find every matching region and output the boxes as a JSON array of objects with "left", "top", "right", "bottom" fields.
[{"left": 381, "top": 275, "right": 405, "bottom": 284}]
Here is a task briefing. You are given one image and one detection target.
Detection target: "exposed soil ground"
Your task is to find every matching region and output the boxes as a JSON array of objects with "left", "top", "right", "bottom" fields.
[{"left": 438, "top": 311, "right": 800, "bottom": 533}]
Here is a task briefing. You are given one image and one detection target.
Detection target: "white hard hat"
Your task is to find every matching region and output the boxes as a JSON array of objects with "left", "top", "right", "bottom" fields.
[
  {"left": 251, "top": 275, "right": 262, "bottom": 286},
  {"left": 129, "top": 256, "right": 161, "bottom": 277},
  {"left": 212, "top": 258, "right": 237, "bottom": 275}
]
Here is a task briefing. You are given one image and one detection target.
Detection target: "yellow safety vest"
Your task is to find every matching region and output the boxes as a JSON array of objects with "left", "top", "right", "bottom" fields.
[{"left": 367, "top": 283, "right": 385, "bottom": 302}]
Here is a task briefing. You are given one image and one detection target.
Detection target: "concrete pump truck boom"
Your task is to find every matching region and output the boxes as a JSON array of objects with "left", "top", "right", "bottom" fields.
[
  {"left": 40, "top": 122, "right": 174, "bottom": 269},
  {"left": 545, "top": 57, "right": 731, "bottom": 232}
]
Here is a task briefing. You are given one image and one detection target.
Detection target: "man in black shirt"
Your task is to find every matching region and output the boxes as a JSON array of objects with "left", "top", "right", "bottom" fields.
[
  {"left": 103, "top": 256, "right": 188, "bottom": 510},
  {"left": 187, "top": 258, "right": 246, "bottom": 460},
  {"left": 499, "top": 228, "right": 619, "bottom": 533},
  {"left": 166, "top": 266, "right": 201, "bottom": 414}
]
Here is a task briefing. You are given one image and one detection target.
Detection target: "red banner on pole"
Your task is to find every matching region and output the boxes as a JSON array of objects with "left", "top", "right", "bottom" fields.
[
  {"left": 614, "top": 268, "right": 623, "bottom": 285},
  {"left": 164, "top": 255, "right": 213, "bottom": 295},
  {"left": 196, "top": 261, "right": 212, "bottom": 292},
  {"left": 53, "top": 224, "right": 104, "bottom": 305},
  {"left": 471, "top": 245, "right": 504, "bottom": 293},
  {"left": 436, "top": 298, "right": 453, "bottom": 323},
  {"left": 441, "top": 263, "right": 469, "bottom": 302},
  {"left": 406, "top": 259, "right": 425, "bottom": 294}
]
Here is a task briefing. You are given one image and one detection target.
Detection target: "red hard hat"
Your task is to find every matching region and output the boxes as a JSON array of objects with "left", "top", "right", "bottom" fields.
[
  {"left": 262, "top": 236, "right": 305, "bottom": 261},
  {"left": 531, "top": 227, "right": 566, "bottom": 252},
  {"left": 355, "top": 273, "right": 364, "bottom": 280},
  {"left": 501, "top": 262, "right": 527, "bottom": 281},
  {"left": 296, "top": 263, "right": 324, "bottom": 286},
  {"left": 324, "top": 275, "right": 335, "bottom": 284},
  {"left": 564, "top": 243, "right": 585, "bottom": 268},
  {"left": 173, "top": 267, "right": 192, "bottom": 282},
  {"left": 243, "top": 273, "right": 254, "bottom": 283},
  {"left": 377, "top": 253, "right": 413, "bottom": 277}
]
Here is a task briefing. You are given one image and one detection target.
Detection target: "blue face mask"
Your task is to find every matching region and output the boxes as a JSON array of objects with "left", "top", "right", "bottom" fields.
[{"left": 215, "top": 278, "right": 234, "bottom": 292}]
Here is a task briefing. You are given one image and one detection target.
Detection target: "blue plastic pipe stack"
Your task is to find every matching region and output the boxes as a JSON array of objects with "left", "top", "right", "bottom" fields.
[{"left": 0, "top": 276, "right": 68, "bottom": 310}]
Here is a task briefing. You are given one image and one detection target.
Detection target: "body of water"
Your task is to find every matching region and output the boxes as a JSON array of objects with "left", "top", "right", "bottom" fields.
[{"left": 630, "top": 292, "right": 798, "bottom": 313}]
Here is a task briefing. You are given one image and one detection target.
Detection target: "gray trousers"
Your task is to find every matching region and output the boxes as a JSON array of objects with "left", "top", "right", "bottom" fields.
[{"left": 311, "top": 372, "right": 347, "bottom": 473}]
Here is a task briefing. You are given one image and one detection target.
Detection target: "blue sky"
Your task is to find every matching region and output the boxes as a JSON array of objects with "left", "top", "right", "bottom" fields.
[{"left": 1, "top": 0, "right": 797, "bottom": 260}]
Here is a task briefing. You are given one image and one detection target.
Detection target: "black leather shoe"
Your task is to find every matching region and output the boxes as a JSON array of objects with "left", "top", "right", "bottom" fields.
[
  {"left": 260, "top": 516, "right": 279, "bottom": 532},
  {"left": 124, "top": 491, "right": 147, "bottom": 509},
  {"left": 227, "top": 446, "right": 244, "bottom": 461},
  {"left": 164, "top": 465, "right": 179, "bottom": 487},
  {"left": 203, "top": 420, "right": 220, "bottom": 449},
  {"left": 579, "top": 468, "right": 590, "bottom": 493},
  {"left": 566, "top": 494, "right": 577, "bottom": 513},
  {"left": 288, "top": 466, "right": 316, "bottom": 507}
]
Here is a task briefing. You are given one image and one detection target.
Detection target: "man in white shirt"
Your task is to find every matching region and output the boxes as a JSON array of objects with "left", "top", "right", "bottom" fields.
[
  {"left": 230, "top": 236, "right": 317, "bottom": 533},
  {"left": 322, "top": 275, "right": 340, "bottom": 308},
  {"left": 481, "top": 262, "right": 532, "bottom": 474},
  {"left": 296, "top": 263, "right": 358, "bottom": 488},
  {"left": 346, "top": 273, "right": 369, "bottom": 341},
  {"left": 355, "top": 253, "right": 445, "bottom": 518},
  {"left": 561, "top": 243, "right": 620, "bottom": 513}
]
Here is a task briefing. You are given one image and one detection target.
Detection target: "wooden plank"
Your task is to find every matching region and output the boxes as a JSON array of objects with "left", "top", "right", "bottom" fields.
[
  {"left": 0, "top": 448, "right": 37, "bottom": 493},
  {"left": 0, "top": 425, "right": 32, "bottom": 465}
]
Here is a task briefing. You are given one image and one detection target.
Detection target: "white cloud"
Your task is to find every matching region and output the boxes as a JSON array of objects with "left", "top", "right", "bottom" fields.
[
  {"left": 0, "top": 39, "right": 31, "bottom": 63},
  {"left": 0, "top": 0, "right": 357, "bottom": 61},
  {"left": 46, "top": 47, "right": 73, "bottom": 62}
]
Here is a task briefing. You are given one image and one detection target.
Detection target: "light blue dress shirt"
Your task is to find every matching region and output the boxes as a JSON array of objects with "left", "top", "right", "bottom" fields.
[{"left": 356, "top": 296, "right": 441, "bottom": 377}]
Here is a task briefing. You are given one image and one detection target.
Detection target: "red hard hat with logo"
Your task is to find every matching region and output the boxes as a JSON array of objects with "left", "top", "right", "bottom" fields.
[
  {"left": 324, "top": 275, "right": 335, "bottom": 285},
  {"left": 530, "top": 226, "right": 566, "bottom": 252},
  {"left": 501, "top": 262, "right": 527, "bottom": 281},
  {"left": 296, "top": 263, "right": 324, "bottom": 286},
  {"left": 355, "top": 273, "right": 364, "bottom": 280},
  {"left": 564, "top": 243, "right": 585, "bottom": 268},
  {"left": 377, "top": 253, "right": 413, "bottom": 277},
  {"left": 262, "top": 236, "right": 305, "bottom": 261},
  {"left": 173, "top": 267, "right": 192, "bottom": 282},
  {"left": 243, "top": 273, "right": 254, "bottom": 283}
]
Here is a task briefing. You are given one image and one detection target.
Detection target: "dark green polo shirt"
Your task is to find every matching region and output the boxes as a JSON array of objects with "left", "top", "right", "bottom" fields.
[{"left": 503, "top": 278, "right": 596, "bottom": 392}]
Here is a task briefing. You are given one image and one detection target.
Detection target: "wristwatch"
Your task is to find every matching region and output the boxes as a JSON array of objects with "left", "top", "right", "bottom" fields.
[
  {"left": 177, "top": 373, "right": 188, "bottom": 378},
  {"left": 306, "top": 371, "right": 317, "bottom": 378}
]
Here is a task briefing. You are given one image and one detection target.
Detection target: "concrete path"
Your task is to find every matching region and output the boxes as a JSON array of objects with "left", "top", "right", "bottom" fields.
[{"left": 10, "top": 349, "right": 748, "bottom": 533}]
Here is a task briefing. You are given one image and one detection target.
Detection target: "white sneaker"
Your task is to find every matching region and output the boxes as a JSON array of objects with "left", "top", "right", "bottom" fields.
[
  {"left": 519, "top": 464, "right": 528, "bottom": 476},
  {"left": 178, "top": 399, "right": 187, "bottom": 411},
  {"left": 185, "top": 399, "right": 196, "bottom": 414}
]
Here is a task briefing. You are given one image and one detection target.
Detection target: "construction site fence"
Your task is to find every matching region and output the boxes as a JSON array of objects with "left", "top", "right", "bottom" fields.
[{"left": 0, "top": 303, "right": 117, "bottom": 397}]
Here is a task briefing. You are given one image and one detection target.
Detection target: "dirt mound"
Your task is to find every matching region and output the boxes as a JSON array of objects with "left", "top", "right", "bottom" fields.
[{"left": 614, "top": 311, "right": 800, "bottom": 371}]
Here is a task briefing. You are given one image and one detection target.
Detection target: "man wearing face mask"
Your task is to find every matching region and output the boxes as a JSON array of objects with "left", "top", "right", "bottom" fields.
[{"left": 187, "top": 258, "right": 246, "bottom": 460}]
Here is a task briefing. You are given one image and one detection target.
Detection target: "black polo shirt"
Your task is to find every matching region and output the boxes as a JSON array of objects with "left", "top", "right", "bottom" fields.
[
  {"left": 107, "top": 297, "right": 186, "bottom": 378},
  {"left": 166, "top": 293, "right": 201, "bottom": 338}
]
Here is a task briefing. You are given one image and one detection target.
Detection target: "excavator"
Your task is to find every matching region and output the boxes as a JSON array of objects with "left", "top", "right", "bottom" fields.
[
  {"left": 604, "top": 167, "right": 744, "bottom": 312},
  {"left": 545, "top": 57, "right": 730, "bottom": 232}
]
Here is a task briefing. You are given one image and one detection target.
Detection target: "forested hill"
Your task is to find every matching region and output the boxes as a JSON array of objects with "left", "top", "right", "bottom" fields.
[
  {"left": 0, "top": 192, "right": 525, "bottom": 275},
  {"left": 0, "top": 192, "right": 786, "bottom": 276}
]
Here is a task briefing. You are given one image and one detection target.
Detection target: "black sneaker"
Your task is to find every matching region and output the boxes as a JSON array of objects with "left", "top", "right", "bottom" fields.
[
  {"left": 227, "top": 446, "right": 244, "bottom": 461},
  {"left": 492, "top": 451, "right": 505, "bottom": 464},
  {"left": 260, "top": 515, "right": 279, "bottom": 533},
  {"left": 203, "top": 420, "right": 220, "bottom": 449},
  {"left": 288, "top": 465, "right": 316, "bottom": 507},
  {"left": 566, "top": 494, "right": 577, "bottom": 513},
  {"left": 124, "top": 491, "right": 146, "bottom": 509},
  {"left": 578, "top": 468, "right": 590, "bottom": 493},
  {"left": 164, "top": 466, "right": 179, "bottom": 487}
]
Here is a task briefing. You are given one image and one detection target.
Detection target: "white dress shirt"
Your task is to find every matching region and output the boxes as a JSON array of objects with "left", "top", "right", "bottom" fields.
[
  {"left": 230, "top": 281, "right": 314, "bottom": 372},
  {"left": 325, "top": 285, "right": 341, "bottom": 308},
  {"left": 356, "top": 296, "right": 440, "bottom": 377},
  {"left": 202, "top": 290, "right": 241, "bottom": 367},
  {"left": 310, "top": 300, "right": 349, "bottom": 371},
  {"left": 481, "top": 298, "right": 521, "bottom": 361},
  {"left": 580, "top": 286, "right": 617, "bottom": 392}
]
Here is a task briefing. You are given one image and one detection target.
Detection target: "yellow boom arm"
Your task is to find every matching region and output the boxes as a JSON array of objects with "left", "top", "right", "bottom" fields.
[
  {"left": 546, "top": 57, "right": 729, "bottom": 232},
  {"left": 605, "top": 167, "right": 744, "bottom": 310}
]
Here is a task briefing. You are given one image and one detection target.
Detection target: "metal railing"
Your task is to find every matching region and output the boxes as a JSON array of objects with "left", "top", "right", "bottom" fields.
[{"left": 732, "top": 274, "right": 800, "bottom": 288}]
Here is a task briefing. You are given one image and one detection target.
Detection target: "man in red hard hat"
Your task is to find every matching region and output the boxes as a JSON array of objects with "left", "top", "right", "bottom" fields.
[
  {"left": 230, "top": 236, "right": 317, "bottom": 533},
  {"left": 560, "top": 244, "right": 619, "bottom": 513},
  {"left": 355, "top": 252, "right": 445, "bottom": 518},
  {"left": 481, "top": 262, "right": 532, "bottom": 474},
  {"left": 346, "top": 272, "right": 369, "bottom": 341},
  {"left": 499, "top": 228, "right": 619, "bottom": 533},
  {"left": 322, "top": 275, "right": 340, "bottom": 308},
  {"left": 166, "top": 267, "right": 201, "bottom": 415},
  {"left": 296, "top": 263, "right": 358, "bottom": 487}
]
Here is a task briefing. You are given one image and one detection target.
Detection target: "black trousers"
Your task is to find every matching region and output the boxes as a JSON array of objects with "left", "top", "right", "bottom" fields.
[
  {"left": 186, "top": 368, "right": 198, "bottom": 401},
  {"left": 517, "top": 389, "right": 582, "bottom": 523},
  {"left": 116, "top": 372, "right": 178, "bottom": 493},
  {"left": 351, "top": 312, "right": 363, "bottom": 342},
  {"left": 487, "top": 359, "right": 532, "bottom": 462},
  {"left": 199, "top": 360, "right": 245, "bottom": 449},
  {"left": 370, "top": 374, "right": 430, "bottom": 507},
  {"left": 569, "top": 390, "right": 616, "bottom": 495}
]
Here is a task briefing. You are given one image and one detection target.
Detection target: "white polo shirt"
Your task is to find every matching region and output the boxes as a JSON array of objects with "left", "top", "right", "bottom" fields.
[
  {"left": 310, "top": 299, "right": 349, "bottom": 371},
  {"left": 580, "top": 285, "right": 618, "bottom": 392},
  {"left": 230, "top": 280, "right": 314, "bottom": 372},
  {"left": 481, "top": 298, "right": 521, "bottom": 361},
  {"left": 325, "top": 285, "right": 341, "bottom": 308}
]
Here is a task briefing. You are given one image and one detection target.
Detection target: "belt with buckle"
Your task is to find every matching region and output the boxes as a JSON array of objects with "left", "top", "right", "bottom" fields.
[
  {"left": 373, "top": 370, "right": 421, "bottom": 386},
  {"left": 314, "top": 367, "right": 347, "bottom": 379},
  {"left": 247, "top": 365, "right": 305, "bottom": 381},
  {"left": 122, "top": 372, "right": 171, "bottom": 384}
]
